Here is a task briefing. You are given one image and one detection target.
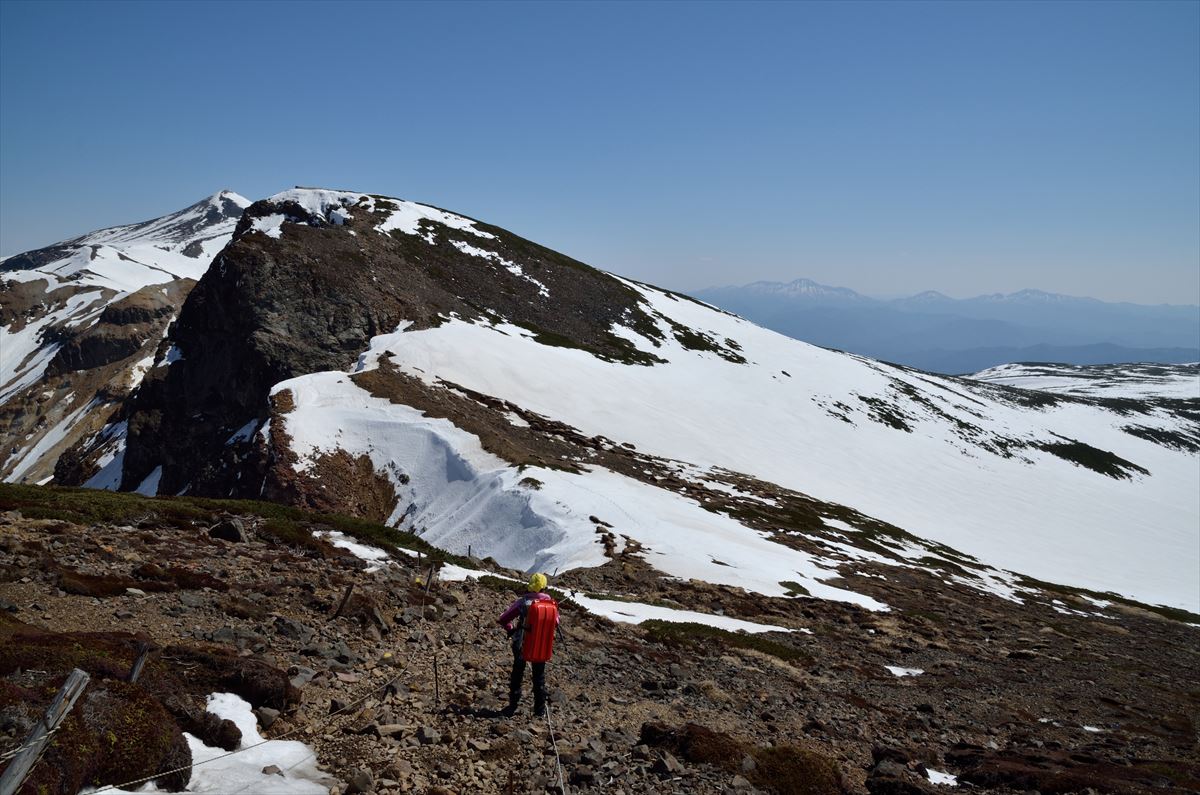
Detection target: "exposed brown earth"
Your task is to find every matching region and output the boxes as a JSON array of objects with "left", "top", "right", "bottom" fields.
[{"left": 0, "top": 490, "right": 1195, "bottom": 795}]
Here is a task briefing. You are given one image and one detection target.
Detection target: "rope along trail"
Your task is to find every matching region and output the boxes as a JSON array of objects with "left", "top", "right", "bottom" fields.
[
  {"left": 89, "top": 569, "right": 444, "bottom": 795},
  {"left": 84, "top": 567, "right": 573, "bottom": 794}
]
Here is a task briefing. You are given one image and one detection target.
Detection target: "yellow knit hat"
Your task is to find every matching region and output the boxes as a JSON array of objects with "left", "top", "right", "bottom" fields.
[{"left": 527, "top": 572, "right": 548, "bottom": 592}]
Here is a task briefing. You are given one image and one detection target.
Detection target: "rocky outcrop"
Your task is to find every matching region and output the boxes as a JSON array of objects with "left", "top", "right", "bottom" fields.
[
  {"left": 1, "top": 191, "right": 248, "bottom": 486},
  {"left": 0, "top": 279, "right": 194, "bottom": 486},
  {"left": 120, "top": 192, "right": 684, "bottom": 496},
  {"left": 44, "top": 285, "right": 178, "bottom": 377}
]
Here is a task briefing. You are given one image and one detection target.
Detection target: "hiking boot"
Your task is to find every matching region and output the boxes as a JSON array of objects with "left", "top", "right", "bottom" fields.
[{"left": 500, "top": 703, "right": 519, "bottom": 717}]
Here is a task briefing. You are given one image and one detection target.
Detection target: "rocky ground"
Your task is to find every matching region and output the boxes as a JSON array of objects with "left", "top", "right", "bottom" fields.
[{"left": 0, "top": 486, "right": 1197, "bottom": 795}]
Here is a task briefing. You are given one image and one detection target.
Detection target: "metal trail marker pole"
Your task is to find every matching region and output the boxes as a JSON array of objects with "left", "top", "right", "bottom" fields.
[{"left": 0, "top": 668, "right": 90, "bottom": 795}]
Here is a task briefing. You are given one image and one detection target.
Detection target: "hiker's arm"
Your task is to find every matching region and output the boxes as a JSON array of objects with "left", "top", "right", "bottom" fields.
[{"left": 497, "top": 598, "right": 521, "bottom": 631}]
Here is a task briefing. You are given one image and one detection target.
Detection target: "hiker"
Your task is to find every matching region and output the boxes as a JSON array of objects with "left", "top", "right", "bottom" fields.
[{"left": 497, "top": 572, "right": 560, "bottom": 717}]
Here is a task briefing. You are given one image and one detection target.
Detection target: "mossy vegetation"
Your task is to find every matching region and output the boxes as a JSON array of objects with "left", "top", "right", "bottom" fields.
[
  {"left": 511, "top": 319, "right": 664, "bottom": 366},
  {"left": 1016, "top": 574, "right": 1200, "bottom": 625},
  {"left": 1121, "top": 424, "right": 1200, "bottom": 453},
  {"left": 855, "top": 394, "right": 914, "bottom": 432},
  {"left": 655, "top": 314, "right": 747, "bottom": 363},
  {"left": 640, "top": 620, "right": 812, "bottom": 665},
  {"left": 751, "top": 744, "right": 846, "bottom": 795},
  {"left": 1034, "top": 440, "right": 1149, "bottom": 479},
  {"left": 639, "top": 722, "right": 846, "bottom": 795},
  {"left": 0, "top": 483, "right": 472, "bottom": 567}
]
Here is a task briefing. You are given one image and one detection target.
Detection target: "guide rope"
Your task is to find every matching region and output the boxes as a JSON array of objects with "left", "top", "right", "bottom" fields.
[
  {"left": 544, "top": 700, "right": 569, "bottom": 795},
  {"left": 89, "top": 566, "right": 443, "bottom": 794}
]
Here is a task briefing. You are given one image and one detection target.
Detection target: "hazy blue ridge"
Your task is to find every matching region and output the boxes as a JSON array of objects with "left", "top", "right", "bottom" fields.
[{"left": 693, "top": 280, "right": 1200, "bottom": 374}]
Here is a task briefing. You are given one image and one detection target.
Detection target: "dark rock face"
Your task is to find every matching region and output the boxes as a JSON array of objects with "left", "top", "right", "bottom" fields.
[
  {"left": 945, "top": 744, "right": 1200, "bottom": 794},
  {"left": 3, "top": 279, "right": 196, "bottom": 486},
  {"left": 0, "top": 244, "right": 76, "bottom": 273},
  {"left": 208, "top": 517, "right": 247, "bottom": 543},
  {"left": 45, "top": 325, "right": 147, "bottom": 377},
  {"left": 120, "top": 193, "right": 679, "bottom": 496}
]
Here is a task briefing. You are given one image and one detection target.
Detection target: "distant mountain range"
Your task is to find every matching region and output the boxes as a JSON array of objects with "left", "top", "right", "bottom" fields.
[{"left": 693, "top": 279, "right": 1200, "bottom": 374}]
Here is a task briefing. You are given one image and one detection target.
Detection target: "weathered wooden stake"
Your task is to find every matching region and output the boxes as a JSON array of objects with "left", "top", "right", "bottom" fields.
[
  {"left": 127, "top": 643, "right": 150, "bottom": 684},
  {"left": 0, "top": 668, "right": 90, "bottom": 795},
  {"left": 432, "top": 655, "right": 440, "bottom": 708},
  {"left": 332, "top": 583, "right": 355, "bottom": 619}
]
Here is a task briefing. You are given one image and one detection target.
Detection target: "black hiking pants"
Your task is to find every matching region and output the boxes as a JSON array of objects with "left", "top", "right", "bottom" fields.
[{"left": 508, "top": 644, "right": 546, "bottom": 713}]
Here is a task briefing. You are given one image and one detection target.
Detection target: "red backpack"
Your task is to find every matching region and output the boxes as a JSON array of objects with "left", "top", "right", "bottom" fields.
[{"left": 521, "top": 598, "right": 559, "bottom": 663}]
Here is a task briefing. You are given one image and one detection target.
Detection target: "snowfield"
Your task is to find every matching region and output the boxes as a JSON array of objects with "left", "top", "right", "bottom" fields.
[
  {"left": 2, "top": 190, "right": 249, "bottom": 293},
  {"left": 258, "top": 207, "right": 1199, "bottom": 613},
  {"left": 275, "top": 370, "right": 889, "bottom": 610},
  {"left": 971, "top": 362, "right": 1200, "bottom": 400},
  {"left": 1, "top": 191, "right": 249, "bottom": 402}
]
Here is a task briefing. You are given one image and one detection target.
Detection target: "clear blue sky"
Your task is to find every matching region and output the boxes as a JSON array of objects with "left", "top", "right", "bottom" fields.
[{"left": 2, "top": 0, "right": 1197, "bottom": 304}]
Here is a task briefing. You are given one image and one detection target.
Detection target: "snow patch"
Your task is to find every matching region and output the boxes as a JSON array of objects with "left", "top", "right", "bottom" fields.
[
  {"left": 571, "top": 593, "right": 802, "bottom": 634},
  {"left": 250, "top": 214, "right": 286, "bottom": 239},
  {"left": 272, "top": 371, "right": 888, "bottom": 610},
  {"left": 375, "top": 198, "right": 495, "bottom": 241},
  {"left": 314, "top": 530, "right": 391, "bottom": 572},
  {"left": 134, "top": 466, "right": 162, "bottom": 496},
  {"left": 226, "top": 420, "right": 260, "bottom": 445},
  {"left": 926, "top": 769, "right": 958, "bottom": 786}
]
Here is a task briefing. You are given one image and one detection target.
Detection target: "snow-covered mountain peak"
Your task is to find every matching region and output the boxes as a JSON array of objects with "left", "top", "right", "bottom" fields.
[
  {"left": 1, "top": 193, "right": 250, "bottom": 483},
  {"left": 905, "top": 289, "right": 951, "bottom": 302},
  {"left": 726, "top": 278, "right": 868, "bottom": 302},
  {"left": 2, "top": 190, "right": 250, "bottom": 292},
  {"left": 240, "top": 188, "right": 495, "bottom": 245}
]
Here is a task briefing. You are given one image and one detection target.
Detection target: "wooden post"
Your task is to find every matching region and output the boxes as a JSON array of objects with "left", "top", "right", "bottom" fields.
[
  {"left": 432, "top": 655, "right": 440, "bottom": 709},
  {"left": 127, "top": 643, "right": 150, "bottom": 684},
  {"left": 333, "top": 584, "right": 355, "bottom": 619},
  {"left": 422, "top": 565, "right": 435, "bottom": 597},
  {"left": 0, "top": 668, "right": 90, "bottom": 795}
]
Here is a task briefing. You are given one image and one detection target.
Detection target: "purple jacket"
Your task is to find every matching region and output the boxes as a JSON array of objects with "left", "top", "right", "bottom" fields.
[{"left": 498, "top": 592, "right": 558, "bottom": 634}]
